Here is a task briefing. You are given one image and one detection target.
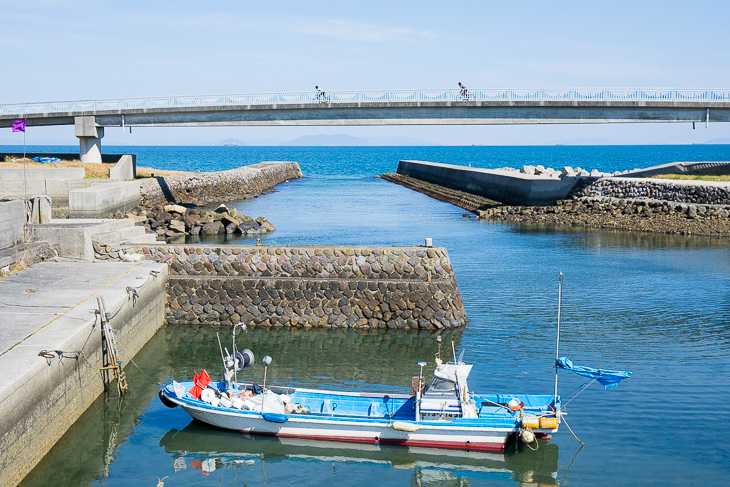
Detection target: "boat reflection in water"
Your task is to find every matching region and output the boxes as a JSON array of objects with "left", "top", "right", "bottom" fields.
[{"left": 160, "top": 421, "right": 559, "bottom": 486}]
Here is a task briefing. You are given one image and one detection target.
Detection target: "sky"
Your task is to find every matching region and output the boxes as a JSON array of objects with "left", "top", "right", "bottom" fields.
[{"left": 1, "top": 0, "right": 729, "bottom": 146}]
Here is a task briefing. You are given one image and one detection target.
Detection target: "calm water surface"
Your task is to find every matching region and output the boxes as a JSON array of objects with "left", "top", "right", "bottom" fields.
[{"left": 18, "top": 145, "right": 730, "bottom": 486}]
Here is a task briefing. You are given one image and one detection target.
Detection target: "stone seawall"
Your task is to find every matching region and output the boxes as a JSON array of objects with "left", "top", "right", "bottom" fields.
[
  {"left": 139, "top": 161, "right": 303, "bottom": 207},
  {"left": 573, "top": 177, "right": 730, "bottom": 205},
  {"left": 93, "top": 243, "right": 467, "bottom": 329}
]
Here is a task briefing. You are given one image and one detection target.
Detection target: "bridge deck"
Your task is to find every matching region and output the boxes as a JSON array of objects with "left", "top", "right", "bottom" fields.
[{"left": 2, "top": 88, "right": 729, "bottom": 127}]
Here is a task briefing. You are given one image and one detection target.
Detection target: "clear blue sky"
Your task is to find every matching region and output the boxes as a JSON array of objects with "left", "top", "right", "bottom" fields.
[{"left": 2, "top": 0, "right": 729, "bottom": 145}]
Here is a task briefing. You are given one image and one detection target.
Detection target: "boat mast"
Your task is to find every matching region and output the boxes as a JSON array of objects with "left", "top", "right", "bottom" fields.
[{"left": 553, "top": 271, "right": 563, "bottom": 404}]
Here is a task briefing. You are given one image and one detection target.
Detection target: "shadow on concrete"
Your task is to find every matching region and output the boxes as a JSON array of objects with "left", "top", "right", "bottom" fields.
[{"left": 154, "top": 176, "right": 177, "bottom": 204}]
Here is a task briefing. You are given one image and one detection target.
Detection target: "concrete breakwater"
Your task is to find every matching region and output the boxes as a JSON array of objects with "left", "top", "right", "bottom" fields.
[
  {"left": 94, "top": 243, "right": 467, "bottom": 329},
  {"left": 140, "top": 161, "right": 303, "bottom": 207},
  {"left": 395, "top": 160, "right": 577, "bottom": 206}
]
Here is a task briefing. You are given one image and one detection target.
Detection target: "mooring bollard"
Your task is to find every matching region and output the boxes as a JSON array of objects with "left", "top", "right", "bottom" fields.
[{"left": 425, "top": 237, "right": 432, "bottom": 247}]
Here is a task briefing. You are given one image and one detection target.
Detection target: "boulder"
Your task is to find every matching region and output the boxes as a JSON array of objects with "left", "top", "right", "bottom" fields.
[
  {"left": 238, "top": 221, "right": 264, "bottom": 235},
  {"left": 169, "top": 219, "right": 186, "bottom": 233},
  {"left": 225, "top": 222, "right": 238, "bottom": 234},
  {"left": 221, "top": 214, "right": 241, "bottom": 226},
  {"left": 213, "top": 204, "right": 230, "bottom": 213},
  {"left": 183, "top": 214, "right": 198, "bottom": 230},
  {"left": 255, "top": 216, "right": 276, "bottom": 232},
  {"left": 164, "top": 204, "right": 187, "bottom": 214},
  {"left": 201, "top": 221, "right": 225, "bottom": 235}
]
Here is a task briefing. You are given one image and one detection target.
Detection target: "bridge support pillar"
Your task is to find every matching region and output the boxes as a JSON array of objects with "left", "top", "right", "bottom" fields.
[{"left": 75, "top": 116, "right": 104, "bottom": 163}]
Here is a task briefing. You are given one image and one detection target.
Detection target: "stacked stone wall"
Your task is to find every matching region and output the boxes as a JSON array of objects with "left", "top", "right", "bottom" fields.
[
  {"left": 139, "top": 161, "right": 303, "bottom": 207},
  {"left": 94, "top": 243, "right": 466, "bottom": 329},
  {"left": 574, "top": 177, "right": 730, "bottom": 206}
]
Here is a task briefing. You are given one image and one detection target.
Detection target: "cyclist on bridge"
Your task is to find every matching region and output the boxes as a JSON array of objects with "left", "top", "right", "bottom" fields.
[
  {"left": 458, "top": 82, "right": 468, "bottom": 100},
  {"left": 315, "top": 86, "right": 327, "bottom": 102}
]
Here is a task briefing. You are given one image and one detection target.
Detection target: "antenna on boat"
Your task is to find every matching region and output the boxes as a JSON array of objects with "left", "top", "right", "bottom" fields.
[
  {"left": 554, "top": 272, "right": 563, "bottom": 406},
  {"left": 451, "top": 340, "right": 457, "bottom": 363},
  {"left": 216, "top": 331, "right": 229, "bottom": 386},
  {"left": 232, "top": 322, "right": 247, "bottom": 386},
  {"left": 261, "top": 355, "right": 272, "bottom": 415},
  {"left": 436, "top": 335, "right": 442, "bottom": 360}
]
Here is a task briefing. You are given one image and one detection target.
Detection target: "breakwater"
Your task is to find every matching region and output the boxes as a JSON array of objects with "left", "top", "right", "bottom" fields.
[
  {"left": 93, "top": 243, "right": 467, "bottom": 329},
  {"left": 475, "top": 177, "right": 730, "bottom": 236},
  {"left": 383, "top": 170, "right": 730, "bottom": 237},
  {"left": 140, "top": 161, "right": 303, "bottom": 207},
  {"left": 395, "top": 160, "right": 577, "bottom": 205}
]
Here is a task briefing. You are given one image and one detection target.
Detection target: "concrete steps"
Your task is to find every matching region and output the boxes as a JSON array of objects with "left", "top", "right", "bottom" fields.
[
  {"left": 26, "top": 218, "right": 159, "bottom": 260},
  {"left": 92, "top": 224, "right": 158, "bottom": 245}
]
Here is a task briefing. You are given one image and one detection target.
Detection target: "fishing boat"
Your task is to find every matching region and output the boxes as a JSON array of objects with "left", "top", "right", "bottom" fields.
[{"left": 159, "top": 272, "right": 631, "bottom": 453}]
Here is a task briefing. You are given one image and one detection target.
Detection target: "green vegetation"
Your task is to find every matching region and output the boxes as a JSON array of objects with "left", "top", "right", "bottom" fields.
[{"left": 650, "top": 173, "right": 730, "bottom": 182}]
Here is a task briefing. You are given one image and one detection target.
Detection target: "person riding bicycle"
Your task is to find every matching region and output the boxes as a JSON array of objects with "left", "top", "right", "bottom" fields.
[
  {"left": 315, "top": 85, "right": 326, "bottom": 102},
  {"left": 458, "top": 82, "right": 468, "bottom": 100}
]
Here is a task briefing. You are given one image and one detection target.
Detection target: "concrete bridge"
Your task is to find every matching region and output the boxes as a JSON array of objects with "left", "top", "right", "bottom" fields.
[{"left": 1, "top": 88, "right": 729, "bottom": 163}]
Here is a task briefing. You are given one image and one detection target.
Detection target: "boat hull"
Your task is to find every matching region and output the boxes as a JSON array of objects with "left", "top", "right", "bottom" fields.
[
  {"left": 182, "top": 401, "right": 511, "bottom": 451},
  {"left": 160, "top": 381, "right": 559, "bottom": 453}
]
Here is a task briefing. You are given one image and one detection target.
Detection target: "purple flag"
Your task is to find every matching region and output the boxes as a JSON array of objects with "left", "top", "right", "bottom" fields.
[{"left": 12, "top": 120, "right": 26, "bottom": 133}]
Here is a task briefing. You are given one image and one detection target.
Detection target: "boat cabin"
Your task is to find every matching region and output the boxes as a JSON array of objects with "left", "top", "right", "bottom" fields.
[{"left": 420, "top": 361, "right": 478, "bottom": 420}]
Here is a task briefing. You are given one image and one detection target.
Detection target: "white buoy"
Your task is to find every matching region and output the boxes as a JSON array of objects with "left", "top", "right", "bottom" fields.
[
  {"left": 520, "top": 428, "right": 536, "bottom": 444},
  {"left": 425, "top": 238, "right": 432, "bottom": 247}
]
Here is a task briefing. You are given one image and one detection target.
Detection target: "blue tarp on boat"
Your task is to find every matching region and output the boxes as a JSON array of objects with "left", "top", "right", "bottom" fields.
[
  {"left": 31, "top": 157, "right": 60, "bottom": 163},
  {"left": 557, "top": 357, "right": 632, "bottom": 389}
]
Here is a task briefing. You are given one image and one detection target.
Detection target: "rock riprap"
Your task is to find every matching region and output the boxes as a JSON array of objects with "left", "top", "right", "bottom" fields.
[{"left": 121, "top": 204, "right": 275, "bottom": 240}]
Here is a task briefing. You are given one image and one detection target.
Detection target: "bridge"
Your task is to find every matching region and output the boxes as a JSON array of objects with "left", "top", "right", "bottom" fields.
[{"left": 2, "top": 88, "right": 729, "bottom": 162}]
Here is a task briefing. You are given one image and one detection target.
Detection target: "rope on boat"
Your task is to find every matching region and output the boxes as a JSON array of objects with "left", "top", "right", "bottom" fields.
[
  {"left": 563, "top": 378, "right": 597, "bottom": 407},
  {"left": 128, "top": 356, "right": 162, "bottom": 385},
  {"left": 561, "top": 416, "right": 585, "bottom": 445}
]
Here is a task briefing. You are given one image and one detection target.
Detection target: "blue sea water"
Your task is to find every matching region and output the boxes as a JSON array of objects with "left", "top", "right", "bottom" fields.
[{"left": 12, "top": 145, "right": 730, "bottom": 486}]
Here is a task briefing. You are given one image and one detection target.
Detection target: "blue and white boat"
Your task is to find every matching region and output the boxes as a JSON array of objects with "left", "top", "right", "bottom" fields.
[
  {"left": 160, "top": 330, "right": 560, "bottom": 453},
  {"left": 159, "top": 273, "right": 631, "bottom": 453}
]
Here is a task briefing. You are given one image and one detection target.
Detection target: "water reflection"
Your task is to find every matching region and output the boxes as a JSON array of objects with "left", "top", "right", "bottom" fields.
[
  {"left": 166, "top": 326, "right": 464, "bottom": 392},
  {"left": 505, "top": 221, "right": 730, "bottom": 250},
  {"left": 160, "top": 422, "right": 559, "bottom": 486}
]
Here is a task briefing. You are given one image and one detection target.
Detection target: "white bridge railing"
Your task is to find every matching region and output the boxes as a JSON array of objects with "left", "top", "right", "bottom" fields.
[{"left": 2, "top": 88, "right": 729, "bottom": 116}]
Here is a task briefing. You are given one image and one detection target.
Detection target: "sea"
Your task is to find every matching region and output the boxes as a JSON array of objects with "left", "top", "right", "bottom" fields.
[{"left": 10, "top": 144, "right": 730, "bottom": 486}]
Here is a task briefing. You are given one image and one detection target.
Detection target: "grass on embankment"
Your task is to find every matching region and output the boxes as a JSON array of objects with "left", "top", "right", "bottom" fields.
[
  {"left": 650, "top": 173, "right": 730, "bottom": 182},
  {"left": 0, "top": 157, "right": 190, "bottom": 179}
]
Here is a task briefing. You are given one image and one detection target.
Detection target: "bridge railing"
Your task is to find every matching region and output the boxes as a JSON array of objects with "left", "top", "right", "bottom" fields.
[{"left": 2, "top": 88, "right": 730, "bottom": 116}]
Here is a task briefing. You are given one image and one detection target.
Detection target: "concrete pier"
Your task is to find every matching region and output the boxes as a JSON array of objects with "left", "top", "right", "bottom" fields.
[
  {"left": 75, "top": 116, "right": 104, "bottom": 163},
  {"left": 0, "top": 259, "right": 167, "bottom": 486}
]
